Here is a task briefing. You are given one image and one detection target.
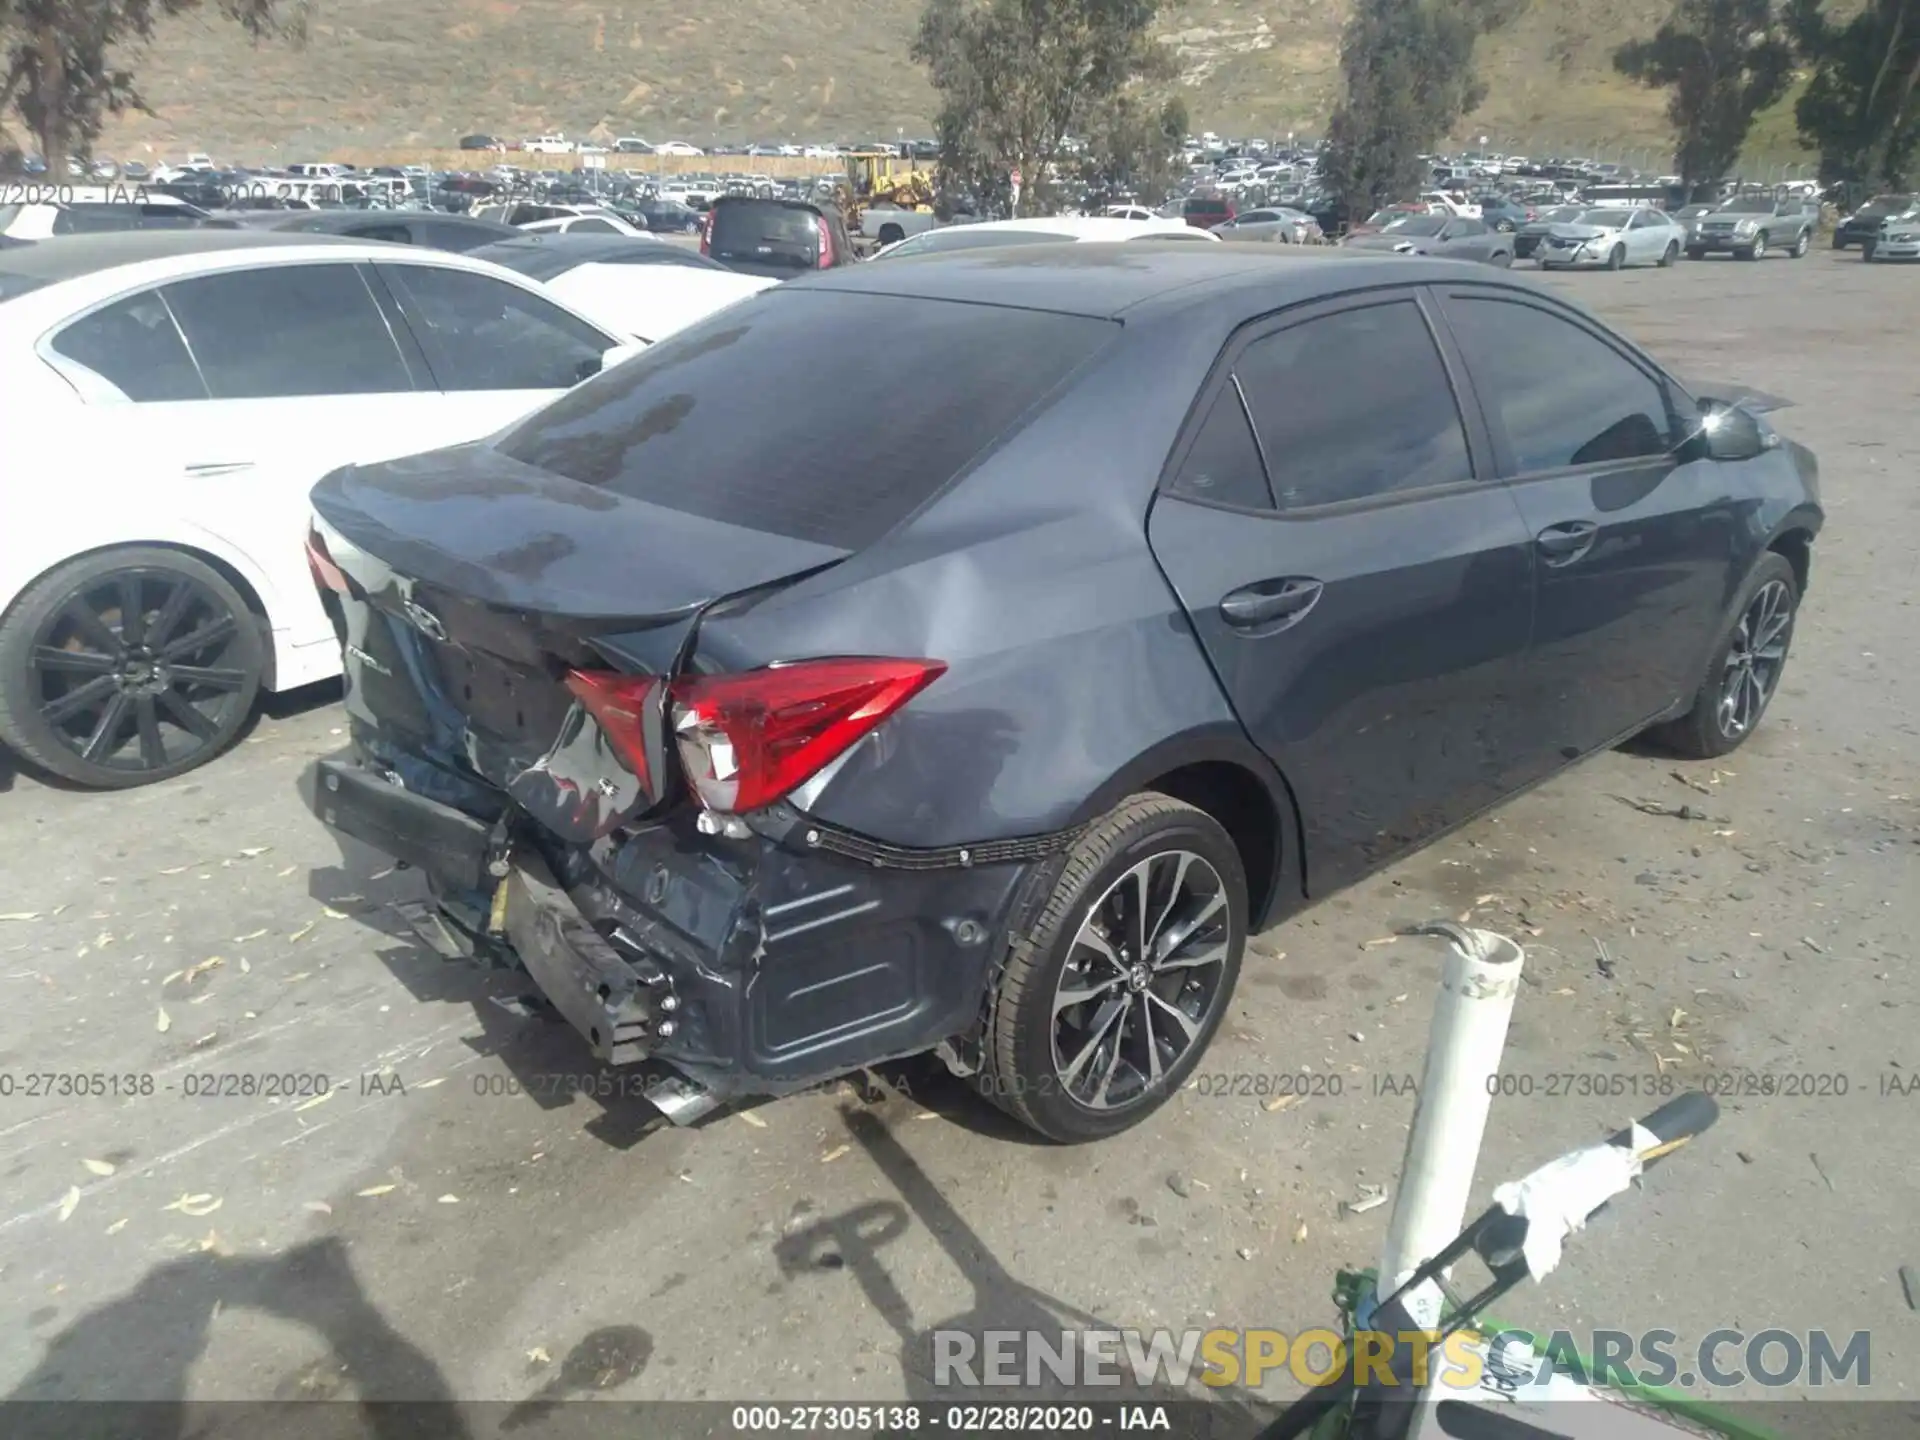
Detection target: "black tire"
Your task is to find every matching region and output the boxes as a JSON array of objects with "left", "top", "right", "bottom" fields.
[
  {"left": 1651, "top": 553, "right": 1797, "bottom": 761},
  {"left": 1659, "top": 240, "right": 1679, "bottom": 267},
  {"left": 0, "top": 548, "right": 264, "bottom": 789},
  {"left": 1491, "top": 250, "right": 1512, "bottom": 268},
  {"left": 1791, "top": 230, "right": 1810, "bottom": 258},
  {"left": 876, "top": 222, "right": 905, "bottom": 245},
  {"left": 1686, "top": 246, "right": 1706, "bottom": 260},
  {"left": 1746, "top": 231, "right": 1769, "bottom": 259},
  {"left": 1607, "top": 243, "right": 1625, "bottom": 270},
  {"left": 977, "top": 793, "right": 1248, "bottom": 1143},
  {"left": 1862, "top": 242, "right": 1876, "bottom": 262}
]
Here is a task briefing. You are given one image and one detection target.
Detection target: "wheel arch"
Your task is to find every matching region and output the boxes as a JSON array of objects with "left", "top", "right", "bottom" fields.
[
  {"left": 1766, "top": 522, "right": 1816, "bottom": 596},
  {"left": 2, "top": 539, "right": 279, "bottom": 689},
  {"left": 1064, "top": 725, "right": 1307, "bottom": 932}
]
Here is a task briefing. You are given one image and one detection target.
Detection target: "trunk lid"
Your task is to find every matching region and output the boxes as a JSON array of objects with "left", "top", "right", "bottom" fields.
[{"left": 310, "top": 443, "right": 848, "bottom": 841}]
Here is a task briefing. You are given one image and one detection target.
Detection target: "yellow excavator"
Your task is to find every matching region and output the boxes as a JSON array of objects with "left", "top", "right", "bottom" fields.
[{"left": 839, "top": 147, "right": 937, "bottom": 238}]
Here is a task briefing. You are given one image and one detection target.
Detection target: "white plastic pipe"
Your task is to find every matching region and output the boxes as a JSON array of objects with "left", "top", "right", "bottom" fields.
[{"left": 1377, "top": 924, "right": 1526, "bottom": 1329}]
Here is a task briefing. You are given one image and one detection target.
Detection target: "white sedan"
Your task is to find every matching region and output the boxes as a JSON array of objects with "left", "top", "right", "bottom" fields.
[
  {"left": 870, "top": 214, "right": 1221, "bottom": 259},
  {"left": 1535, "top": 207, "right": 1687, "bottom": 270},
  {"left": 467, "top": 232, "right": 775, "bottom": 341},
  {"left": 0, "top": 231, "right": 639, "bottom": 787}
]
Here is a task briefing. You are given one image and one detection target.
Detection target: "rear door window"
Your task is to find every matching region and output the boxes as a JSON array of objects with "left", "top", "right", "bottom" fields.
[
  {"left": 379, "top": 263, "right": 614, "bottom": 391},
  {"left": 498, "top": 290, "right": 1117, "bottom": 548},
  {"left": 50, "top": 289, "right": 208, "bottom": 401},
  {"left": 1234, "top": 299, "right": 1473, "bottom": 510},
  {"left": 162, "top": 263, "right": 414, "bottom": 399}
]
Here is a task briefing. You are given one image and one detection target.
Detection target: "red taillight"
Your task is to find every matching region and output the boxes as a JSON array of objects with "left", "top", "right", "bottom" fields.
[
  {"left": 305, "top": 525, "right": 349, "bottom": 595},
  {"left": 698, "top": 207, "right": 714, "bottom": 254},
  {"left": 670, "top": 657, "right": 945, "bottom": 814},
  {"left": 564, "top": 670, "right": 661, "bottom": 792},
  {"left": 816, "top": 215, "right": 834, "bottom": 268}
]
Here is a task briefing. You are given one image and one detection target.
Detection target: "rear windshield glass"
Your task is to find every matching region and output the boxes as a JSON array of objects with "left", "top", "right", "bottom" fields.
[
  {"left": 706, "top": 202, "right": 821, "bottom": 267},
  {"left": 497, "top": 290, "right": 1116, "bottom": 548}
]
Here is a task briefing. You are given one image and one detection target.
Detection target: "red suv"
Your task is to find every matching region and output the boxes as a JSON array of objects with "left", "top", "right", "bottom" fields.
[{"left": 1181, "top": 196, "right": 1235, "bottom": 229}]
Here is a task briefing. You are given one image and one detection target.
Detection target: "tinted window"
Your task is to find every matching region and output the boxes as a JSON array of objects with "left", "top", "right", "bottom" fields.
[
  {"left": 707, "top": 202, "right": 820, "bottom": 267},
  {"left": 1387, "top": 216, "right": 1446, "bottom": 236},
  {"left": 498, "top": 290, "right": 1115, "bottom": 548},
  {"left": 1449, "top": 218, "right": 1486, "bottom": 236},
  {"left": 383, "top": 265, "right": 610, "bottom": 391},
  {"left": 1170, "top": 383, "right": 1270, "bottom": 509},
  {"left": 1446, "top": 296, "right": 1672, "bottom": 473},
  {"left": 568, "top": 217, "right": 621, "bottom": 234},
  {"left": 346, "top": 222, "right": 413, "bottom": 244},
  {"left": 1235, "top": 300, "right": 1471, "bottom": 510},
  {"left": 162, "top": 264, "right": 411, "bottom": 399},
  {"left": 50, "top": 289, "right": 207, "bottom": 401},
  {"left": 422, "top": 220, "right": 503, "bottom": 252}
]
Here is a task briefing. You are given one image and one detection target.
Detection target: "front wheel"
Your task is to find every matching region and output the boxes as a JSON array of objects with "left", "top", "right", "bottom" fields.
[
  {"left": 1651, "top": 553, "right": 1797, "bottom": 760},
  {"left": 0, "top": 547, "right": 264, "bottom": 788},
  {"left": 1744, "top": 232, "right": 1769, "bottom": 259},
  {"left": 1659, "top": 241, "right": 1679, "bottom": 267},
  {"left": 1863, "top": 242, "right": 1876, "bottom": 262},
  {"left": 1607, "top": 243, "right": 1626, "bottom": 270},
  {"left": 1791, "top": 230, "right": 1810, "bottom": 258},
  {"left": 977, "top": 793, "right": 1248, "bottom": 1143}
]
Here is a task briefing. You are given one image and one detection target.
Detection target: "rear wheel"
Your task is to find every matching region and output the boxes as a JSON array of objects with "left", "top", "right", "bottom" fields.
[
  {"left": 978, "top": 794, "right": 1247, "bottom": 1143},
  {"left": 1652, "top": 553, "right": 1797, "bottom": 760},
  {"left": 1791, "top": 230, "right": 1810, "bottom": 258},
  {"left": 1686, "top": 246, "right": 1706, "bottom": 260},
  {"left": 1745, "top": 232, "right": 1769, "bottom": 259},
  {"left": 0, "top": 548, "right": 264, "bottom": 789},
  {"left": 1863, "top": 241, "right": 1877, "bottom": 262},
  {"left": 1607, "top": 243, "right": 1626, "bottom": 270}
]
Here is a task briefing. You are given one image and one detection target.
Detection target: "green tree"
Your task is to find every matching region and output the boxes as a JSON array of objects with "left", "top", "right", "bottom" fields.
[
  {"left": 914, "top": 0, "right": 1172, "bottom": 216},
  {"left": 1318, "top": 0, "right": 1523, "bottom": 221},
  {"left": 2, "top": 0, "right": 307, "bottom": 168},
  {"left": 1614, "top": 0, "right": 1793, "bottom": 191},
  {"left": 1077, "top": 75, "right": 1186, "bottom": 205},
  {"left": 1787, "top": 0, "right": 1920, "bottom": 189}
]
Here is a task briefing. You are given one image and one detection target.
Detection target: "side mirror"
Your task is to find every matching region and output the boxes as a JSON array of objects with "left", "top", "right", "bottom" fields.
[{"left": 1690, "top": 398, "right": 1771, "bottom": 462}]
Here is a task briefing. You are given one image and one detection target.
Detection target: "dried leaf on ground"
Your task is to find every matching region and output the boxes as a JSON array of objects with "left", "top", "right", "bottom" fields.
[
  {"left": 820, "top": 1144, "right": 850, "bottom": 1163},
  {"left": 234, "top": 929, "right": 268, "bottom": 943},
  {"left": 527, "top": 1346, "right": 552, "bottom": 1366},
  {"left": 1263, "top": 1093, "right": 1301, "bottom": 1113},
  {"left": 294, "top": 1088, "right": 336, "bottom": 1113},
  {"left": 1292, "top": 1219, "right": 1309, "bottom": 1243},
  {"left": 437, "top": 1194, "right": 459, "bottom": 1204},
  {"left": 356, "top": 1184, "right": 396, "bottom": 1198},
  {"left": 163, "top": 1193, "right": 222, "bottom": 1217},
  {"left": 179, "top": 956, "right": 224, "bottom": 984},
  {"left": 737, "top": 1111, "right": 768, "bottom": 1128},
  {"left": 238, "top": 847, "right": 272, "bottom": 859},
  {"left": 105, "top": 1217, "right": 129, "bottom": 1235},
  {"left": 156, "top": 1006, "right": 172, "bottom": 1033},
  {"left": 57, "top": 1186, "right": 81, "bottom": 1222},
  {"left": 287, "top": 921, "right": 317, "bottom": 943},
  {"left": 82, "top": 1158, "right": 116, "bottom": 1177},
  {"left": 303, "top": 1201, "right": 333, "bottom": 1214},
  {"left": 0, "top": 913, "right": 40, "bottom": 922}
]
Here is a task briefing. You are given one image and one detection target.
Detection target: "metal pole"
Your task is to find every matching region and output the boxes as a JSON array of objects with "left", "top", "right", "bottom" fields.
[{"left": 1373, "top": 925, "right": 1525, "bottom": 1330}]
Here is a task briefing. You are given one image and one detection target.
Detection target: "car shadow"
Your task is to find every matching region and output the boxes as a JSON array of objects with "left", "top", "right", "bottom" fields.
[{"left": 773, "top": 1103, "right": 1281, "bottom": 1426}]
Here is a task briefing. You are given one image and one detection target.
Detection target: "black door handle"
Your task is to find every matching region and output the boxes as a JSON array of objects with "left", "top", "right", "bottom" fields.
[
  {"left": 1535, "top": 521, "right": 1599, "bottom": 565},
  {"left": 1220, "top": 578, "right": 1323, "bottom": 629}
]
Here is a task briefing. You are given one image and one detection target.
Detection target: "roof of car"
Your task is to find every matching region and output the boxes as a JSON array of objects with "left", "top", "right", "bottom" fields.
[
  {"left": 272, "top": 210, "right": 517, "bottom": 235},
  {"left": 0, "top": 228, "right": 363, "bottom": 283},
  {"left": 797, "top": 241, "right": 1520, "bottom": 320},
  {"left": 470, "top": 232, "right": 728, "bottom": 278}
]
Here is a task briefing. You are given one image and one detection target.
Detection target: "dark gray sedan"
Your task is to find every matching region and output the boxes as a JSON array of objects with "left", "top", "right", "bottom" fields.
[
  {"left": 305, "top": 245, "right": 1821, "bottom": 1143},
  {"left": 1342, "top": 213, "right": 1513, "bottom": 265}
]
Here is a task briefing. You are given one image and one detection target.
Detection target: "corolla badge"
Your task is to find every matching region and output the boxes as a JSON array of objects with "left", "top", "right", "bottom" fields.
[{"left": 401, "top": 598, "right": 449, "bottom": 642}]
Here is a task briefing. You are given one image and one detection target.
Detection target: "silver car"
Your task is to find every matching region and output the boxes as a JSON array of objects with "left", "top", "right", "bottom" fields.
[
  {"left": 1210, "top": 206, "right": 1322, "bottom": 244},
  {"left": 1536, "top": 207, "right": 1686, "bottom": 270},
  {"left": 1685, "top": 194, "right": 1817, "bottom": 260}
]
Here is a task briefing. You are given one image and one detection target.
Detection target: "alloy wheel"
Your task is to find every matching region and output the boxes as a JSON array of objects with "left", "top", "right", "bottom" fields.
[
  {"left": 28, "top": 567, "right": 252, "bottom": 776},
  {"left": 1716, "top": 580, "right": 1792, "bottom": 741},
  {"left": 1049, "top": 849, "right": 1232, "bottom": 1111}
]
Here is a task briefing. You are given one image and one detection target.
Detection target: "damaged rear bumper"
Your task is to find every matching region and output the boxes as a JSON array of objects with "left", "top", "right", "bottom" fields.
[{"left": 306, "top": 754, "right": 1055, "bottom": 1099}]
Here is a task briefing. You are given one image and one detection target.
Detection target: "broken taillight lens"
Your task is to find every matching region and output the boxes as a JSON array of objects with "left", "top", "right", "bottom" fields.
[
  {"left": 305, "top": 523, "right": 350, "bottom": 595},
  {"left": 670, "top": 657, "right": 946, "bottom": 814},
  {"left": 563, "top": 670, "right": 661, "bottom": 793}
]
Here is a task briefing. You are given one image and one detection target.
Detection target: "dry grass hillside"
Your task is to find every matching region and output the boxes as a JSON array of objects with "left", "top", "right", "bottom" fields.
[{"left": 87, "top": 0, "right": 1811, "bottom": 163}]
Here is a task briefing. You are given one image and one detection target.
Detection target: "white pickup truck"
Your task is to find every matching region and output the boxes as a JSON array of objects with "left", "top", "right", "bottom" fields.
[
  {"left": 860, "top": 200, "right": 943, "bottom": 246},
  {"left": 523, "top": 134, "right": 575, "bottom": 155}
]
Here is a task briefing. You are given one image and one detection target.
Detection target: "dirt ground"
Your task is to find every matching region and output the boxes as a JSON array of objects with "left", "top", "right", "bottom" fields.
[{"left": 0, "top": 247, "right": 1914, "bottom": 1429}]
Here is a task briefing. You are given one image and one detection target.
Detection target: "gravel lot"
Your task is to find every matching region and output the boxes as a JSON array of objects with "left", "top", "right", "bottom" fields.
[{"left": 1, "top": 249, "right": 1915, "bottom": 1425}]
